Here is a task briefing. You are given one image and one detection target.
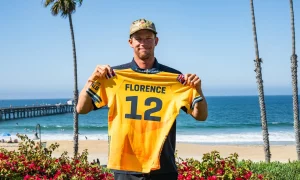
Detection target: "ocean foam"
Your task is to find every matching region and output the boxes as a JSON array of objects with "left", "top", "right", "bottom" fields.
[{"left": 3, "top": 131, "right": 294, "bottom": 145}]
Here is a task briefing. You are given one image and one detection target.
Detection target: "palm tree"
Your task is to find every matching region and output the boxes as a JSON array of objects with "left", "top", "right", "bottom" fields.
[
  {"left": 43, "top": 0, "right": 82, "bottom": 157},
  {"left": 289, "top": 0, "right": 300, "bottom": 160},
  {"left": 250, "top": 0, "right": 271, "bottom": 163}
]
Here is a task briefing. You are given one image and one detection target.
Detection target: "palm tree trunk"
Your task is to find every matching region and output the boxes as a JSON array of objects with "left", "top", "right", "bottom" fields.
[
  {"left": 68, "top": 13, "right": 79, "bottom": 157},
  {"left": 289, "top": 0, "right": 300, "bottom": 160},
  {"left": 250, "top": 0, "right": 271, "bottom": 163}
]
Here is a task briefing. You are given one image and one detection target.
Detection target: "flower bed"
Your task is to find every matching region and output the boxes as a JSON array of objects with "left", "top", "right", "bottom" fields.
[
  {"left": 1, "top": 135, "right": 300, "bottom": 179},
  {"left": 0, "top": 135, "right": 113, "bottom": 180},
  {"left": 176, "top": 151, "right": 265, "bottom": 180}
]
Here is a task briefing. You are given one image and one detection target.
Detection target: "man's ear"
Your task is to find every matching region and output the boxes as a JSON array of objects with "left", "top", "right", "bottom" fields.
[
  {"left": 128, "top": 38, "right": 134, "bottom": 48},
  {"left": 155, "top": 37, "right": 159, "bottom": 46}
]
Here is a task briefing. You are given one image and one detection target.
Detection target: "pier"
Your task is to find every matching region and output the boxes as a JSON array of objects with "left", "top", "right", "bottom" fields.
[{"left": 0, "top": 104, "right": 74, "bottom": 120}]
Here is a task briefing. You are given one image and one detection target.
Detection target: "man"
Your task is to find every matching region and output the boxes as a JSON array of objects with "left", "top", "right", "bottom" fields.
[{"left": 77, "top": 18, "right": 208, "bottom": 180}]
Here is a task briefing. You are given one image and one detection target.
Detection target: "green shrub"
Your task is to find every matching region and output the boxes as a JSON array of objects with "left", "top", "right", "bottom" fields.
[
  {"left": 0, "top": 134, "right": 113, "bottom": 180},
  {"left": 245, "top": 160, "right": 300, "bottom": 180},
  {"left": 176, "top": 150, "right": 265, "bottom": 179},
  {"left": 1, "top": 136, "right": 300, "bottom": 180}
]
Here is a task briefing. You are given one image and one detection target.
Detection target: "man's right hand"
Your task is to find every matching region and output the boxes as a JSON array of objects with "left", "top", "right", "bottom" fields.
[
  {"left": 88, "top": 65, "right": 112, "bottom": 83},
  {"left": 77, "top": 65, "right": 112, "bottom": 114}
]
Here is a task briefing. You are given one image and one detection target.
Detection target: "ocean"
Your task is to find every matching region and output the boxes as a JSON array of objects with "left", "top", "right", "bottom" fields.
[{"left": 0, "top": 95, "right": 297, "bottom": 145}]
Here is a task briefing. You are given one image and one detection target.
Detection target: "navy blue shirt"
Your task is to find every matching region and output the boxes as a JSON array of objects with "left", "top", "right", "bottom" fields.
[{"left": 95, "top": 59, "right": 185, "bottom": 174}]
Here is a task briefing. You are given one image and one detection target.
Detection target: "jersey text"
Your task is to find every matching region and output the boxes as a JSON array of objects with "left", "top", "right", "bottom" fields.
[{"left": 125, "top": 84, "right": 166, "bottom": 94}]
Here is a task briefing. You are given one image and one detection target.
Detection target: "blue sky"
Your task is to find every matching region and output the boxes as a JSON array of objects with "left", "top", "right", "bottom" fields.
[{"left": 0, "top": 0, "right": 299, "bottom": 99}]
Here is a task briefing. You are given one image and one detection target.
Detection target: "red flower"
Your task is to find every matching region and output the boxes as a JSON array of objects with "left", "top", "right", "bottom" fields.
[
  {"left": 0, "top": 153, "right": 8, "bottom": 160},
  {"left": 208, "top": 176, "right": 217, "bottom": 180},
  {"left": 19, "top": 155, "right": 25, "bottom": 161},
  {"left": 34, "top": 175, "right": 41, "bottom": 180},
  {"left": 24, "top": 174, "right": 31, "bottom": 180},
  {"left": 62, "top": 164, "right": 71, "bottom": 172},
  {"left": 231, "top": 165, "right": 236, "bottom": 171},
  {"left": 216, "top": 168, "right": 223, "bottom": 175},
  {"left": 220, "top": 160, "right": 225, "bottom": 166},
  {"left": 258, "top": 174, "right": 264, "bottom": 180},
  {"left": 85, "top": 176, "right": 95, "bottom": 180},
  {"left": 208, "top": 167, "right": 214, "bottom": 172},
  {"left": 178, "top": 174, "right": 184, "bottom": 180},
  {"left": 244, "top": 171, "right": 253, "bottom": 179},
  {"left": 29, "top": 163, "right": 35, "bottom": 169},
  {"left": 54, "top": 170, "right": 62, "bottom": 179},
  {"left": 186, "top": 174, "right": 192, "bottom": 180}
]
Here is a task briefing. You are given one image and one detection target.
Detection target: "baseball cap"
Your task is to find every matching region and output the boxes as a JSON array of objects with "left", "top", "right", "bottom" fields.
[{"left": 129, "top": 18, "right": 157, "bottom": 36}]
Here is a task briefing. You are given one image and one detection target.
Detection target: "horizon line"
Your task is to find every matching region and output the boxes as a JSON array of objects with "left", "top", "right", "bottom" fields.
[{"left": 0, "top": 94, "right": 296, "bottom": 100}]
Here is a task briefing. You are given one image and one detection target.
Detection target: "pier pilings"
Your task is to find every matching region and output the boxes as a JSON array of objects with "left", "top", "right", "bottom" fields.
[{"left": 0, "top": 104, "right": 74, "bottom": 120}]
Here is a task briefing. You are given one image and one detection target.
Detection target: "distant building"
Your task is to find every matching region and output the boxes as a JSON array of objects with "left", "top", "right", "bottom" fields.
[{"left": 67, "top": 99, "right": 74, "bottom": 105}]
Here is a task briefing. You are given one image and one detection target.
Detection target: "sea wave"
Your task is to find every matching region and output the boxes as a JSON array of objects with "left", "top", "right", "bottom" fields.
[
  {"left": 9, "top": 121, "right": 293, "bottom": 132},
  {"left": 2, "top": 131, "right": 294, "bottom": 145},
  {"left": 176, "top": 131, "right": 295, "bottom": 144},
  {"left": 177, "top": 122, "right": 293, "bottom": 129},
  {"left": 6, "top": 125, "right": 109, "bottom": 131}
]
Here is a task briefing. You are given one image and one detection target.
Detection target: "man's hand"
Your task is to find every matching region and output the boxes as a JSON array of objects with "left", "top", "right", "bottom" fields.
[
  {"left": 184, "top": 73, "right": 208, "bottom": 121},
  {"left": 88, "top": 65, "right": 112, "bottom": 82},
  {"left": 77, "top": 65, "right": 112, "bottom": 114},
  {"left": 184, "top": 73, "right": 201, "bottom": 93}
]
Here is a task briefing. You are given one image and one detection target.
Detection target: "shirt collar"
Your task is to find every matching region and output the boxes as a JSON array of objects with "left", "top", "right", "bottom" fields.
[{"left": 130, "top": 58, "right": 161, "bottom": 74}]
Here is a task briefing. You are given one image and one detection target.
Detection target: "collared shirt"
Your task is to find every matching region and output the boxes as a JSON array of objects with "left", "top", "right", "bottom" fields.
[{"left": 95, "top": 58, "right": 185, "bottom": 174}]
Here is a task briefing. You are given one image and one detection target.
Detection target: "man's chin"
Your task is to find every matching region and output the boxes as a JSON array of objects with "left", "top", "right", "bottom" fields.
[{"left": 138, "top": 54, "right": 151, "bottom": 60}]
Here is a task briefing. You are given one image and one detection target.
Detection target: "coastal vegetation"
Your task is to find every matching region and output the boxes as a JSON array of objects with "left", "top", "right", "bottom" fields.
[{"left": 1, "top": 135, "right": 300, "bottom": 180}]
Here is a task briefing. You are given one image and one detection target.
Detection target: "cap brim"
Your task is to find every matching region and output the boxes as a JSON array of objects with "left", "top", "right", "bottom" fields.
[{"left": 130, "top": 28, "right": 157, "bottom": 36}]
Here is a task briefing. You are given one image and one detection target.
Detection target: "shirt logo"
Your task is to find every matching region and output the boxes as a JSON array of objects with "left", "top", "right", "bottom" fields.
[
  {"left": 91, "top": 82, "right": 101, "bottom": 91},
  {"left": 177, "top": 74, "right": 186, "bottom": 85}
]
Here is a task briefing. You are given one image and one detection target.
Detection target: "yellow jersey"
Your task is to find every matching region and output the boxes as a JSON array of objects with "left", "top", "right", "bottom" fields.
[{"left": 87, "top": 68, "right": 202, "bottom": 173}]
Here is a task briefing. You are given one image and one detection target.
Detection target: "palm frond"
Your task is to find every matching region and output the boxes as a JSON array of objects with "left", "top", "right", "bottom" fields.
[
  {"left": 61, "top": 0, "right": 77, "bottom": 16},
  {"left": 51, "top": 1, "right": 61, "bottom": 16},
  {"left": 68, "top": 1, "right": 77, "bottom": 14},
  {"left": 45, "top": 0, "right": 81, "bottom": 17},
  {"left": 77, "top": 0, "right": 83, "bottom": 7},
  {"left": 59, "top": 0, "right": 71, "bottom": 17},
  {"left": 43, "top": 0, "right": 55, "bottom": 7}
]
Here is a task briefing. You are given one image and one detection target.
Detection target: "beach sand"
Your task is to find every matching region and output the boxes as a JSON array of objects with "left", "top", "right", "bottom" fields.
[{"left": 0, "top": 140, "right": 297, "bottom": 165}]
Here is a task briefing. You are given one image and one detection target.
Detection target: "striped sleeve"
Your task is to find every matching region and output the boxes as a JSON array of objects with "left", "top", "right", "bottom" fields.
[
  {"left": 191, "top": 96, "right": 203, "bottom": 110},
  {"left": 176, "top": 74, "right": 203, "bottom": 114},
  {"left": 86, "top": 80, "right": 107, "bottom": 109},
  {"left": 86, "top": 70, "right": 117, "bottom": 109}
]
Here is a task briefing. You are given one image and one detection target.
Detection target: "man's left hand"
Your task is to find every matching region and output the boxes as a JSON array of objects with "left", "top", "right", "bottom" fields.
[
  {"left": 184, "top": 74, "right": 201, "bottom": 93},
  {"left": 184, "top": 73, "right": 207, "bottom": 120}
]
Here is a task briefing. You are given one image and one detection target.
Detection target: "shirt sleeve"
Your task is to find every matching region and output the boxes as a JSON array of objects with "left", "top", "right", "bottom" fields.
[
  {"left": 173, "top": 74, "right": 203, "bottom": 114},
  {"left": 86, "top": 79, "right": 108, "bottom": 110},
  {"left": 186, "top": 88, "right": 203, "bottom": 114}
]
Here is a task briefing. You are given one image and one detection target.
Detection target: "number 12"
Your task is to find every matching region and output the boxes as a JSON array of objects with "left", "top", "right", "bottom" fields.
[{"left": 125, "top": 96, "right": 162, "bottom": 121}]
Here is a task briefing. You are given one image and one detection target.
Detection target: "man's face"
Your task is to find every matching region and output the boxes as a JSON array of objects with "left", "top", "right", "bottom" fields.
[{"left": 129, "top": 30, "right": 159, "bottom": 60}]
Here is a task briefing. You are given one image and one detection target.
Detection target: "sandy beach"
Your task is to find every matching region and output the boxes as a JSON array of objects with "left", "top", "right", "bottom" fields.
[{"left": 0, "top": 140, "right": 297, "bottom": 165}]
